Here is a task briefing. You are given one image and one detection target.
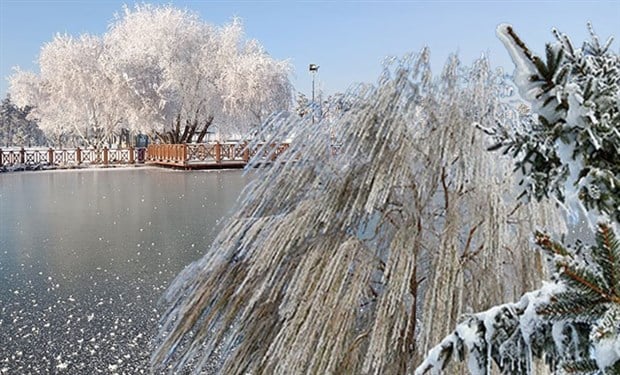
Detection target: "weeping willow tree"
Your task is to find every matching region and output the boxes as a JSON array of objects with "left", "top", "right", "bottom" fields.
[{"left": 152, "top": 49, "right": 565, "bottom": 374}]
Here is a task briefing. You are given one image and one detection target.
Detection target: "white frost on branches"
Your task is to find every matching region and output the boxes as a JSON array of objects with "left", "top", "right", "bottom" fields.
[
  {"left": 152, "top": 51, "right": 564, "bottom": 374},
  {"left": 417, "top": 23, "right": 620, "bottom": 375},
  {"left": 496, "top": 23, "right": 620, "bottom": 227},
  {"left": 9, "top": 4, "right": 292, "bottom": 146},
  {"left": 415, "top": 282, "right": 565, "bottom": 375}
]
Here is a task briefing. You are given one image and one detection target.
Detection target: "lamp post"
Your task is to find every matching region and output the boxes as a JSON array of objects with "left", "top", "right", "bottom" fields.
[{"left": 309, "top": 63, "right": 319, "bottom": 123}]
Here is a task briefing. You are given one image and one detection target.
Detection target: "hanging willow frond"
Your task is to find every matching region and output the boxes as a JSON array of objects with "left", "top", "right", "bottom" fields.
[{"left": 152, "top": 50, "right": 564, "bottom": 374}]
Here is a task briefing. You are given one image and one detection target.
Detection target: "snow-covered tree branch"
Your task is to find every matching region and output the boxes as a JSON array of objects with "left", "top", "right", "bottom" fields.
[
  {"left": 416, "top": 224, "right": 620, "bottom": 375},
  {"left": 492, "top": 23, "right": 619, "bottom": 225},
  {"left": 417, "top": 24, "right": 620, "bottom": 375}
]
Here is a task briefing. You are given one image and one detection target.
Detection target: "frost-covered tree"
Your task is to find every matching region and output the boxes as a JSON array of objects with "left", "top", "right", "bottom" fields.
[
  {"left": 102, "top": 4, "right": 211, "bottom": 143},
  {"left": 295, "top": 92, "right": 310, "bottom": 118},
  {"left": 216, "top": 20, "right": 293, "bottom": 134},
  {"left": 1, "top": 95, "right": 19, "bottom": 147},
  {"left": 9, "top": 4, "right": 292, "bottom": 145},
  {"left": 152, "top": 50, "right": 564, "bottom": 374},
  {"left": 103, "top": 5, "right": 291, "bottom": 142},
  {"left": 416, "top": 24, "right": 619, "bottom": 375},
  {"left": 9, "top": 68, "right": 68, "bottom": 147},
  {"left": 10, "top": 34, "right": 122, "bottom": 147}
]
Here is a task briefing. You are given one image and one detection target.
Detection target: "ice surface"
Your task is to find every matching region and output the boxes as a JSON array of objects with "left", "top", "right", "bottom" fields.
[{"left": 0, "top": 168, "right": 247, "bottom": 373}]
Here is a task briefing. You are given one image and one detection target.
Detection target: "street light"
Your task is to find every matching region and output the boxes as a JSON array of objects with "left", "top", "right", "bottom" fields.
[
  {"left": 309, "top": 64, "right": 319, "bottom": 103},
  {"left": 309, "top": 64, "right": 319, "bottom": 123}
]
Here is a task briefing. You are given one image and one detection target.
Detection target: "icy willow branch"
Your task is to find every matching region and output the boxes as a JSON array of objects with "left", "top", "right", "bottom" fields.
[{"left": 152, "top": 50, "right": 564, "bottom": 374}]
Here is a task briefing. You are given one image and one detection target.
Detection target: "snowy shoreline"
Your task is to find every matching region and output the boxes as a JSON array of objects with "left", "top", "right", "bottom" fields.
[{"left": 0, "top": 163, "right": 156, "bottom": 174}]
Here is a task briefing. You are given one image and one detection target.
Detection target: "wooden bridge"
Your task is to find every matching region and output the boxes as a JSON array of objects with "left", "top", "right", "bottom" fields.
[{"left": 0, "top": 142, "right": 290, "bottom": 170}]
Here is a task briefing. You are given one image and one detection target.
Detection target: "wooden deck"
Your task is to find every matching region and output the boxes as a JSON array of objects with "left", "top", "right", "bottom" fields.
[
  {"left": 149, "top": 160, "right": 248, "bottom": 170},
  {"left": 0, "top": 142, "right": 289, "bottom": 171},
  {"left": 145, "top": 142, "right": 289, "bottom": 170}
]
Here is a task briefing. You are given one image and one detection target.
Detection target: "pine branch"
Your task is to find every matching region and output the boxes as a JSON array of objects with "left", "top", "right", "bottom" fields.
[
  {"left": 415, "top": 287, "right": 556, "bottom": 374},
  {"left": 594, "top": 223, "right": 620, "bottom": 299},
  {"left": 505, "top": 25, "right": 536, "bottom": 64},
  {"left": 537, "top": 293, "right": 607, "bottom": 322},
  {"left": 538, "top": 225, "right": 618, "bottom": 303},
  {"left": 556, "top": 261, "right": 612, "bottom": 301},
  {"left": 562, "top": 358, "right": 601, "bottom": 374},
  {"left": 592, "top": 304, "right": 620, "bottom": 341},
  {"left": 535, "top": 231, "right": 572, "bottom": 258}
]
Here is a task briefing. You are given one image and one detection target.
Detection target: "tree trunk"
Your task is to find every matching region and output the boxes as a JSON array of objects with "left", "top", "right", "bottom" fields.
[
  {"left": 158, "top": 113, "right": 217, "bottom": 144},
  {"left": 179, "top": 121, "right": 191, "bottom": 144},
  {"left": 195, "top": 116, "right": 214, "bottom": 143}
]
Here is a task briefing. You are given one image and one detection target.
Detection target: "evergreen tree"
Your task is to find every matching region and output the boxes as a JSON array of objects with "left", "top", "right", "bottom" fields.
[
  {"left": 490, "top": 23, "right": 619, "bottom": 223},
  {"left": 416, "top": 224, "right": 620, "bottom": 374},
  {"left": 295, "top": 92, "right": 310, "bottom": 118},
  {"left": 0, "top": 95, "right": 18, "bottom": 147},
  {"left": 0, "top": 94, "right": 47, "bottom": 147},
  {"left": 416, "top": 24, "right": 619, "bottom": 375}
]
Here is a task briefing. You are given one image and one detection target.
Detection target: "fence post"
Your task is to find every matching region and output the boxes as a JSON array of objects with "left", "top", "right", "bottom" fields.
[
  {"left": 103, "top": 147, "right": 109, "bottom": 166},
  {"left": 243, "top": 142, "right": 250, "bottom": 163},
  {"left": 0, "top": 148, "right": 2, "bottom": 167},
  {"left": 182, "top": 144, "right": 188, "bottom": 166},
  {"left": 129, "top": 147, "right": 134, "bottom": 164},
  {"left": 48, "top": 148, "right": 54, "bottom": 166},
  {"left": 270, "top": 143, "right": 277, "bottom": 162},
  {"left": 215, "top": 142, "right": 221, "bottom": 163},
  {"left": 76, "top": 147, "right": 82, "bottom": 165},
  {"left": 19, "top": 147, "right": 25, "bottom": 164}
]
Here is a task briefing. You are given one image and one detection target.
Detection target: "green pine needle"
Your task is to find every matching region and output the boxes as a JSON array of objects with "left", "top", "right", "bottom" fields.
[
  {"left": 562, "top": 358, "right": 601, "bottom": 374},
  {"left": 557, "top": 260, "right": 611, "bottom": 300},
  {"left": 536, "top": 231, "right": 572, "bottom": 257},
  {"left": 593, "top": 224, "right": 620, "bottom": 298},
  {"left": 537, "top": 292, "right": 606, "bottom": 322}
]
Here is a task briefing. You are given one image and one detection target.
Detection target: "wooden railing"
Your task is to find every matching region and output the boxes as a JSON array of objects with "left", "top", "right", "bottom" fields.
[
  {"left": 1, "top": 143, "right": 291, "bottom": 170},
  {"left": 0, "top": 147, "right": 146, "bottom": 169},
  {"left": 146, "top": 142, "right": 290, "bottom": 168}
]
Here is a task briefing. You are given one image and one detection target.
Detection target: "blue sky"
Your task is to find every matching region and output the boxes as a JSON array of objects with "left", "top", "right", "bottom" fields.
[{"left": 0, "top": 0, "right": 619, "bottom": 100}]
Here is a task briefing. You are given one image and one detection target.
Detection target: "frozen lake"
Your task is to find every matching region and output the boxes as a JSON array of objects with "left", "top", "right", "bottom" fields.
[{"left": 0, "top": 167, "right": 249, "bottom": 373}]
